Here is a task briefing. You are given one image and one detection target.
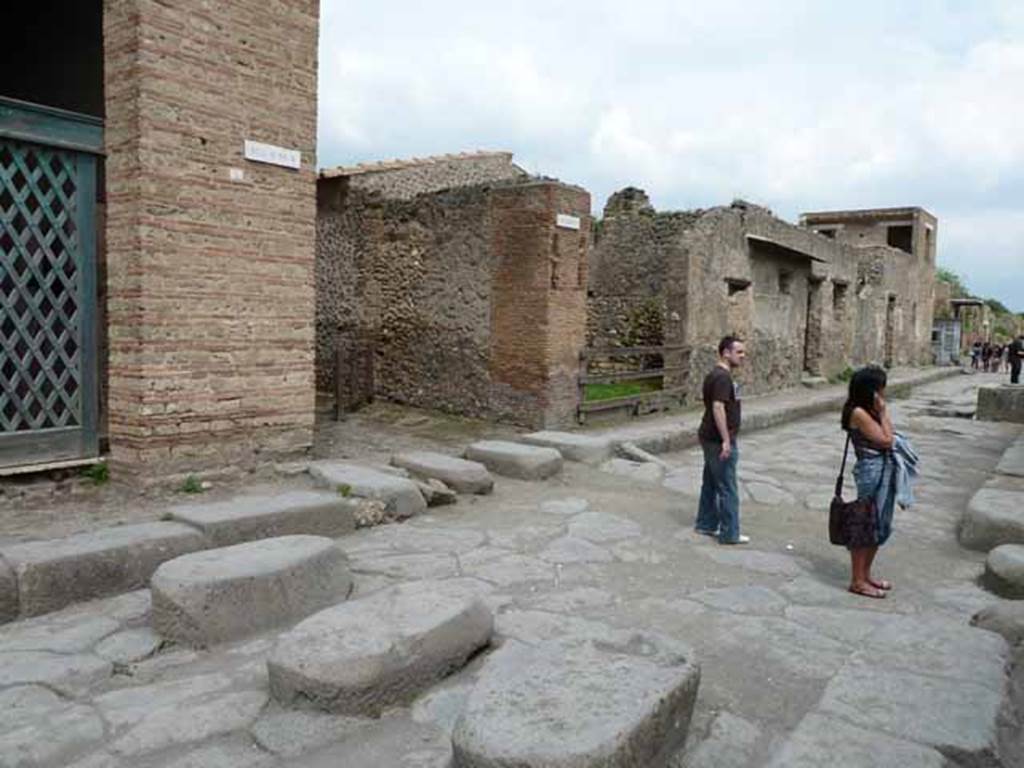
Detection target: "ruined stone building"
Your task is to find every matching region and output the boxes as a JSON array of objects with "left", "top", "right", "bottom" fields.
[
  {"left": 1, "top": 1, "right": 320, "bottom": 475},
  {"left": 588, "top": 194, "right": 937, "bottom": 402},
  {"left": 315, "top": 160, "right": 938, "bottom": 423},
  {"left": 316, "top": 152, "right": 590, "bottom": 428}
]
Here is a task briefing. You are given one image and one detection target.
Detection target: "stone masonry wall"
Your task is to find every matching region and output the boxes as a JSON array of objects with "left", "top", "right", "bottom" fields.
[
  {"left": 316, "top": 177, "right": 590, "bottom": 427},
  {"left": 588, "top": 191, "right": 938, "bottom": 407},
  {"left": 103, "top": 0, "right": 319, "bottom": 472},
  {"left": 324, "top": 152, "right": 527, "bottom": 201}
]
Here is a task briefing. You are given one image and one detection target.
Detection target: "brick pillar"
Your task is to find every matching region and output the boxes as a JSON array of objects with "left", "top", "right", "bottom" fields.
[
  {"left": 103, "top": 0, "right": 319, "bottom": 472},
  {"left": 490, "top": 182, "right": 590, "bottom": 428}
]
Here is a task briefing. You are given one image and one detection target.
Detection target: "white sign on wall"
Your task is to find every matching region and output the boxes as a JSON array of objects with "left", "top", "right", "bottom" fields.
[
  {"left": 244, "top": 140, "right": 301, "bottom": 170},
  {"left": 556, "top": 213, "right": 581, "bottom": 230}
]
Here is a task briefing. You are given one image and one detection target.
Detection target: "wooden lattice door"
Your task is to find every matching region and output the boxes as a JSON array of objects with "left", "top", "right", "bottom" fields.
[{"left": 0, "top": 98, "right": 101, "bottom": 469}]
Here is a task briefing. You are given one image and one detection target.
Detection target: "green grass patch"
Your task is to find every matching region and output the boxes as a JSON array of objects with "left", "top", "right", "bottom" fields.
[
  {"left": 584, "top": 378, "right": 663, "bottom": 402},
  {"left": 179, "top": 474, "right": 204, "bottom": 494},
  {"left": 80, "top": 462, "right": 109, "bottom": 486}
]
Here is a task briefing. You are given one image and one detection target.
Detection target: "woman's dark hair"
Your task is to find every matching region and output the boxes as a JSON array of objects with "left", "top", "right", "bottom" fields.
[{"left": 841, "top": 365, "right": 888, "bottom": 430}]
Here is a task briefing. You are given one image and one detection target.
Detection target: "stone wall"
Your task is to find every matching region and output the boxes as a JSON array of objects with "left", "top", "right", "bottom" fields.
[
  {"left": 316, "top": 177, "right": 590, "bottom": 428},
  {"left": 588, "top": 192, "right": 938, "bottom": 405},
  {"left": 321, "top": 152, "right": 527, "bottom": 201},
  {"left": 103, "top": 0, "right": 319, "bottom": 472}
]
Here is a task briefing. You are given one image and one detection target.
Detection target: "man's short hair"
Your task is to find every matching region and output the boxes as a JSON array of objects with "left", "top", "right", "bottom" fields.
[{"left": 718, "top": 335, "right": 743, "bottom": 355}]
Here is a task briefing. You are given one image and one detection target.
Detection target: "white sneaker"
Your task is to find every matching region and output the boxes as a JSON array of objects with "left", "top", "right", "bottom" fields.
[{"left": 720, "top": 535, "right": 750, "bottom": 545}]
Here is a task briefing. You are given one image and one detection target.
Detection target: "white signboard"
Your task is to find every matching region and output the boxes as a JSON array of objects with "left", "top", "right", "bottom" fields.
[
  {"left": 556, "top": 213, "right": 581, "bottom": 230},
  {"left": 244, "top": 140, "right": 301, "bottom": 170}
]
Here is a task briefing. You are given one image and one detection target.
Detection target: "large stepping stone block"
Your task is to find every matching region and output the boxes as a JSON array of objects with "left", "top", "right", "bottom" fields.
[
  {"left": 0, "top": 522, "right": 207, "bottom": 617},
  {"left": 959, "top": 487, "right": 1024, "bottom": 551},
  {"left": 268, "top": 579, "right": 493, "bottom": 715},
  {"left": 0, "top": 557, "right": 16, "bottom": 623},
  {"left": 984, "top": 544, "right": 1024, "bottom": 597},
  {"left": 972, "top": 602, "right": 1024, "bottom": 646},
  {"left": 308, "top": 461, "right": 427, "bottom": 519},
  {"left": 391, "top": 451, "right": 494, "bottom": 495},
  {"left": 169, "top": 490, "right": 357, "bottom": 547},
  {"left": 464, "top": 441, "right": 562, "bottom": 480},
  {"left": 977, "top": 384, "right": 1024, "bottom": 423},
  {"left": 519, "top": 431, "right": 613, "bottom": 465},
  {"left": 151, "top": 535, "right": 352, "bottom": 646},
  {"left": 996, "top": 437, "right": 1024, "bottom": 478},
  {"left": 453, "top": 631, "right": 700, "bottom": 767}
]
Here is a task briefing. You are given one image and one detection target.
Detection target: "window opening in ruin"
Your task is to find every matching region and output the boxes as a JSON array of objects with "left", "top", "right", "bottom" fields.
[
  {"left": 886, "top": 225, "right": 913, "bottom": 254},
  {"left": 778, "top": 271, "right": 793, "bottom": 295},
  {"left": 924, "top": 226, "right": 933, "bottom": 262},
  {"left": 726, "top": 278, "right": 750, "bottom": 296},
  {"left": 816, "top": 228, "right": 837, "bottom": 239}
]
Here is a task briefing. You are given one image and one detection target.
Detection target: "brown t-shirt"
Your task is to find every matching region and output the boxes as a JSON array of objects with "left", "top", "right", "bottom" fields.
[{"left": 698, "top": 366, "right": 741, "bottom": 443}]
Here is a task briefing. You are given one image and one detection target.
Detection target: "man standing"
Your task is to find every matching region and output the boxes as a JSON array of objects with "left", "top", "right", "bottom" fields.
[
  {"left": 1009, "top": 334, "right": 1023, "bottom": 385},
  {"left": 695, "top": 336, "right": 748, "bottom": 545}
]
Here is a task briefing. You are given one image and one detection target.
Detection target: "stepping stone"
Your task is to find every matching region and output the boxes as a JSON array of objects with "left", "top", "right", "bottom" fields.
[
  {"left": 599, "top": 457, "right": 665, "bottom": 484},
  {"left": 416, "top": 479, "right": 459, "bottom": 506},
  {"left": 392, "top": 451, "right": 494, "bottom": 494},
  {"left": 984, "top": 544, "right": 1024, "bottom": 597},
  {"left": 0, "top": 522, "right": 207, "bottom": 618},
  {"left": 519, "top": 431, "right": 613, "bottom": 465},
  {"left": 308, "top": 461, "right": 427, "bottom": 519},
  {"left": 152, "top": 535, "right": 352, "bottom": 646},
  {"left": 464, "top": 441, "right": 562, "bottom": 480},
  {"left": 452, "top": 631, "right": 700, "bottom": 767},
  {"left": 0, "top": 558, "right": 15, "bottom": 623},
  {"left": 959, "top": 486, "right": 1024, "bottom": 551},
  {"left": 995, "top": 437, "right": 1024, "bottom": 478},
  {"left": 169, "top": 490, "right": 357, "bottom": 547},
  {"left": 971, "top": 601, "right": 1024, "bottom": 646},
  {"left": 268, "top": 579, "right": 493, "bottom": 715}
]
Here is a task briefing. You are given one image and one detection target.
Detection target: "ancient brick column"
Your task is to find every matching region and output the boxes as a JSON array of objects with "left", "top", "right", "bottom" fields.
[
  {"left": 490, "top": 182, "right": 591, "bottom": 428},
  {"left": 103, "top": 0, "right": 319, "bottom": 472}
]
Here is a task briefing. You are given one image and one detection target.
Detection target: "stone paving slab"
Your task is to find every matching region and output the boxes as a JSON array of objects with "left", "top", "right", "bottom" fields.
[
  {"left": 152, "top": 535, "right": 352, "bottom": 646},
  {"left": 0, "top": 701, "right": 105, "bottom": 768},
  {"left": 268, "top": 578, "right": 493, "bottom": 715},
  {"left": 452, "top": 631, "right": 700, "bottom": 767},
  {"left": 766, "top": 712, "right": 946, "bottom": 768},
  {"left": 464, "top": 441, "right": 563, "bottom": 480},
  {"left": 391, "top": 451, "right": 494, "bottom": 494},
  {"left": 600, "top": 457, "right": 666, "bottom": 483},
  {"left": 519, "top": 431, "right": 614, "bottom": 465},
  {"left": 0, "top": 522, "right": 207, "bottom": 618},
  {"left": 0, "top": 650, "right": 112, "bottom": 695},
  {"left": 298, "top": 717, "right": 453, "bottom": 768},
  {"left": 817, "top": 661, "right": 1005, "bottom": 764},
  {"left": 985, "top": 544, "right": 1024, "bottom": 598},
  {"left": 250, "top": 708, "right": 371, "bottom": 758},
  {"left": 960, "top": 485, "right": 1024, "bottom": 551},
  {"left": 168, "top": 490, "right": 357, "bottom": 547},
  {"left": 308, "top": 461, "right": 427, "bottom": 519}
]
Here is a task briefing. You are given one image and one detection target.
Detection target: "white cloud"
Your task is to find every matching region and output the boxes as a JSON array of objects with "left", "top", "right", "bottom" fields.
[{"left": 317, "top": 0, "right": 1024, "bottom": 310}]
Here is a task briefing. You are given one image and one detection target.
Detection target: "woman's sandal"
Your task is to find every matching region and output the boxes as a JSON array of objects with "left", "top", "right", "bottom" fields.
[
  {"left": 868, "top": 578, "right": 893, "bottom": 591},
  {"left": 848, "top": 584, "right": 887, "bottom": 599}
]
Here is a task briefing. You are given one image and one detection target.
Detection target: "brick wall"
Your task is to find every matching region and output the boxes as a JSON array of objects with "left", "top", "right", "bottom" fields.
[{"left": 103, "top": 0, "right": 319, "bottom": 472}]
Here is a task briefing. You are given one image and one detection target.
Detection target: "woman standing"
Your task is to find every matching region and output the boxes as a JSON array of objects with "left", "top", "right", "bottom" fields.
[{"left": 841, "top": 366, "right": 896, "bottom": 599}]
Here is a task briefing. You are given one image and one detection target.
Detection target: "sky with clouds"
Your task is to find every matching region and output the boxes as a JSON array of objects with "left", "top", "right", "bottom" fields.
[{"left": 318, "top": 0, "right": 1024, "bottom": 312}]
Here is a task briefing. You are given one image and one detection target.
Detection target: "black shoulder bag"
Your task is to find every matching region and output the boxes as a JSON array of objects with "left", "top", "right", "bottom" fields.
[{"left": 829, "top": 433, "right": 885, "bottom": 548}]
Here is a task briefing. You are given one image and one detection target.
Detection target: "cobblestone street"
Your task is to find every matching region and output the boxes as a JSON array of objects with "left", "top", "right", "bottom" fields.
[{"left": 0, "top": 373, "right": 1021, "bottom": 767}]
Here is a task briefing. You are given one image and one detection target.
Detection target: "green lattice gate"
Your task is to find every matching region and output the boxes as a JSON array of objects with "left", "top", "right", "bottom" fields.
[{"left": 0, "top": 97, "right": 102, "bottom": 469}]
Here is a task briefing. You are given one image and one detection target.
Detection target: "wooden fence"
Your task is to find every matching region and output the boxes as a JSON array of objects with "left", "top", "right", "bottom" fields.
[{"left": 577, "top": 344, "right": 691, "bottom": 423}]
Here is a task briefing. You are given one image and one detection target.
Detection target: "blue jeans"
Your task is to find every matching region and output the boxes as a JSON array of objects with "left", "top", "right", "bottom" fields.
[{"left": 695, "top": 440, "right": 741, "bottom": 543}]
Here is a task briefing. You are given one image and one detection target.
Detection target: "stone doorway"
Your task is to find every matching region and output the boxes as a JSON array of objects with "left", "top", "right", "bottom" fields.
[{"left": 803, "top": 278, "right": 824, "bottom": 375}]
